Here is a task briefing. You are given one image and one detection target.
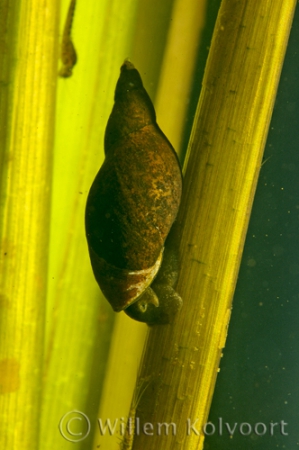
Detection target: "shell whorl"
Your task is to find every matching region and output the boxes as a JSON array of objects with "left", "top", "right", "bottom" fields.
[{"left": 87, "top": 245, "right": 163, "bottom": 311}]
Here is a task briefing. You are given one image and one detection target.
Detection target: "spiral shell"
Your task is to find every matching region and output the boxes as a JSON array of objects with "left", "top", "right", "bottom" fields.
[{"left": 85, "top": 61, "right": 182, "bottom": 324}]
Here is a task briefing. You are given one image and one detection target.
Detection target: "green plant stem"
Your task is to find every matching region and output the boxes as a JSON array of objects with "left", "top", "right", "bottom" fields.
[
  {"left": 131, "top": 1, "right": 297, "bottom": 449},
  {"left": 0, "top": 1, "right": 59, "bottom": 449}
]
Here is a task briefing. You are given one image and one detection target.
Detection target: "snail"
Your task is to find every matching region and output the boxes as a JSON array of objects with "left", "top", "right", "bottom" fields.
[
  {"left": 85, "top": 61, "right": 182, "bottom": 325},
  {"left": 59, "top": 0, "right": 77, "bottom": 78}
]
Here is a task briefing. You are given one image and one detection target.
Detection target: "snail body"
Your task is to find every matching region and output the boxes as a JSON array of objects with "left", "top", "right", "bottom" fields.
[{"left": 85, "top": 61, "right": 182, "bottom": 325}]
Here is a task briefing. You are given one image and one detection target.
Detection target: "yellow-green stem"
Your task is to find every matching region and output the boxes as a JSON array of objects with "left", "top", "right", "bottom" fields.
[
  {"left": 0, "top": 1, "right": 59, "bottom": 449},
  {"left": 132, "top": 1, "right": 296, "bottom": 449},
  {"left": 41, "top": 1, "right": 141, "bottom": 449}
]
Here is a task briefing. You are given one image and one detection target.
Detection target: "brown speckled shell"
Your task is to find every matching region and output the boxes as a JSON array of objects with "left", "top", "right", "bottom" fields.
[{"left": 85, "top": 61, "right": 182, "bottom": 311}]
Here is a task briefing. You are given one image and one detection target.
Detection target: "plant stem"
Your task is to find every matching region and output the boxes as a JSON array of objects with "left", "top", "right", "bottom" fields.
[
  {"left": 0, "top": 1, "right": 59, "bottom": 448},
  {"left": 132, "top": 1, "right": 297, "bottom": 449}
]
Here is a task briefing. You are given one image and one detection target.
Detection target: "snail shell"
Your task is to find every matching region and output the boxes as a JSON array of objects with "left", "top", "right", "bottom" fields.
[{"left": 85, "top": 61, "right": 182, "bottom": 324}]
